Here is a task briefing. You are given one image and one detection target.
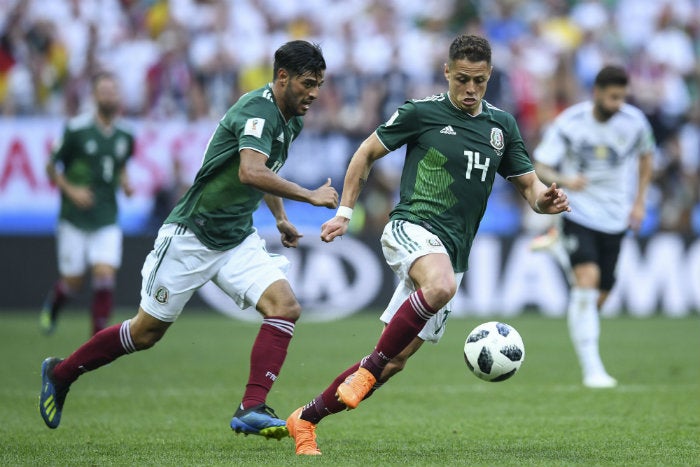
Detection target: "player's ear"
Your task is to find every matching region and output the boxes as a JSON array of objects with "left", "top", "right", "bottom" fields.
[
  {"left": 276, "top": 68, "right": 289, "bottom": 86},
  {"left": 443, "top": 62, "right": 450, "bottom": 82}
]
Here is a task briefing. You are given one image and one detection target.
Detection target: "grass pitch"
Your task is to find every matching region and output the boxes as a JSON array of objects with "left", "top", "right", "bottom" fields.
[{"left": 0, "top": 309, "right": 698, "bottom": 467}]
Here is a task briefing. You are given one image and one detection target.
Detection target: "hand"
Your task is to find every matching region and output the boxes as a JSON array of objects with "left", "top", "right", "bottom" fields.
[
  {"left": 320, "top": 216, "right": 349, "bottom": 243},
  {"left": 536, "top": 183, "right": 571, "bottom": 214},
  {"left": 277, "top": 219, "right": 303, "bottom": 248},
  {"left": 66, "top": 185, "right": 94, "bottom": 209},
  {"left": 628, "top": 202, "right": 645, "bottom": 232},
  {"left": 563, "top": 175, "right": 587, "bottom": 191},
  {"left": 310, "top": 178, "right": 339, "bottom": 208},
  {"left": 122, "top": 181, "right": 135, "bottom": 197}
]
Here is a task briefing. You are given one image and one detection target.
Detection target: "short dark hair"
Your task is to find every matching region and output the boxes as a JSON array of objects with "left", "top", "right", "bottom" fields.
[
  {"left": 449, "top": 34, "right": 492, "bottom": 65},
  {"left": 91, "top": 71, "right": 116, "bottom": 88},
  {"left": 594, "top": 65, "right": 628, "bottom": 88},
  {"left": 273, "top": 40, "right": 326, "bottom": 80}
]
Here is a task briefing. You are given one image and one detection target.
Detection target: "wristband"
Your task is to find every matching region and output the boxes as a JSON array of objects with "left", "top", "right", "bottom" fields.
[
  {"left": 336, "top": 206, "right": 353, "bottom": 220},
  {"left": 534, "top": 199, "right": 543, "bottom": 214}
]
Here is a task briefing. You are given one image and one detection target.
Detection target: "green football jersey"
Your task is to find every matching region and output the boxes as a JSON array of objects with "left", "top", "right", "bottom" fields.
[
  {"left": 52, "top": 114, "right": 134, "bottom": 230},
  {"left": 376, "top": 94, "right": 534, "bottom": 272},
  {"left": 166, "top": 83, "right": 304, "bottom": 250}
]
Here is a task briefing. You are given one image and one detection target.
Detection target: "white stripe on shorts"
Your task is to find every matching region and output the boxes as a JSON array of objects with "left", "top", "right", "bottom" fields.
[{"left": 391, "top": 220, "right": 420, "bottom": 254}]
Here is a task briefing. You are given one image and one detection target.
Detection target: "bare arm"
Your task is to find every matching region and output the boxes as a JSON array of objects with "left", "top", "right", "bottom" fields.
[
  {"left": 510, "top": 171, "right": 571, "bottom": 214},
  {"left": 239, "top": 148, "right": 338, "bottom": 208},
  {"left": 337, "top": 133, "right": 390, "bottom": 211},
  {"left": 263, "top": 193, "right": 302, "bottom": 247},
  {"left": 629, "top": 151, "right": 653, "bottom": 231},
  {"left": 320, "top": 132, "right": 390, "bottom": 242},
  {"left": 534, "top": 161, "right": 587, "bottom": 191},
  {"left": 120, "top": 166, "right": 134, "bottom": 197}
]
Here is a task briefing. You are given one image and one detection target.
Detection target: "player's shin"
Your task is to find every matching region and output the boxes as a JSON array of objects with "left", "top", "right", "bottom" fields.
[
  {"left": 567, "top": 288, "right": 605, "bottom": 377},
  {"left": 91, "top": 276, "right": 115, "bottom": 335},
  {"left": 51, "top": 319, "right": 137, "bottom": 387},
  {"left": 363, "top": 289, "right": 436, "bottom": 378},
  {"left": 241, "top": 317, "right": 295, "bottom": 409}
]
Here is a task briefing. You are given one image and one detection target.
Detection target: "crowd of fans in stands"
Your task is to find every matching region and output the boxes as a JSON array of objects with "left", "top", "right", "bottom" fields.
[{"left": 1, "top": 0, "right": 698, "bottom": 234}]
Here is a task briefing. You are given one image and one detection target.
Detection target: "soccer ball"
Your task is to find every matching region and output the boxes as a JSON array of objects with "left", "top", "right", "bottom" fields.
[{"left": 463, "top": 321, "right": 525, "bottom": 382}]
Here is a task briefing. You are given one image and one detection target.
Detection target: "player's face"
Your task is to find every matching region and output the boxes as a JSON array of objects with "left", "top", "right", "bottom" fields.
[
  {"left": 445, "top": 59, "right": 491, "bottom": 116},
  {"left": 593, "top": 84, "right": 627, "bottom": 121},
  {"left": 281, "top": 70, "right": 325, "bottom": 119},
  {"left": 94, "top": 78, "right": 121, "bottom": 119}
]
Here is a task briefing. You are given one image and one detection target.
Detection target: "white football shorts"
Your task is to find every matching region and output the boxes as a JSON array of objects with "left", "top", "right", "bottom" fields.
[
  {"left": 140, "top": 223, "right": 290, "bottom": 322},
  {"left": 56, "top": 221, "right": 123, "bottom": 276},
  {"left": 379, "top": 220, "right": 463, "bottom": 343}
]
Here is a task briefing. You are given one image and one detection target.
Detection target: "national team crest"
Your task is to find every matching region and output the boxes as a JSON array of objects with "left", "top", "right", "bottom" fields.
[
  {"left": 490, "top": 128, "right": 504, "bottom": 153},
  {"left": 85, "top": 139, "right": 97, "bottom": 155},
  {"left": 154, "top": 286, "right": 169, "bottom": 304}
]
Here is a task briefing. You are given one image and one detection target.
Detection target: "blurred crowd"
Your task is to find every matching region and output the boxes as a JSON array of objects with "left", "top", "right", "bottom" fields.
[{"left": 1, "top": 0, "right": 699, "bottom": 235}]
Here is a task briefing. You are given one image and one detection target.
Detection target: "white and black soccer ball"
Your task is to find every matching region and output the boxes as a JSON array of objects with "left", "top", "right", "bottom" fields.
[{"left": 463, "top": 321, "right": 525, "bottom": 382}]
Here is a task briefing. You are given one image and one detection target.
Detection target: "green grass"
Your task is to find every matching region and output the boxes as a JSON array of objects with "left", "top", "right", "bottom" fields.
[{"left": 1, "top": 309, "right": 698, "bottom": 467}]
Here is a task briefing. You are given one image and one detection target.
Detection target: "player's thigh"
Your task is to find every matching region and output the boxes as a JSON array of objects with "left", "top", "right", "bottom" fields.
[
  {"left": 598, "top": 231, "right": 625, "bottom": 291},
  {"left": 409, "top": 254, "right": 456, "bottom": 297},
  {"left": 140, "top": 224, "right": 225, "bottom": 322},
  {"left": 212, "top": 230, "right": 292, "bottom": 312},
  {"left": 87, "top": 224, "right": 123, "bottom": 270},
  {"left": 381, "top": 220, "right": 455, "bottom": 306},
  {"left": 380, "top": 220, "right": 450, "bottom": 280},
  {"left": 56, "top": 220, "right": 89, "bottom": 277},
  {"left": 563, "top": 218, "right": 598, "bottom": 266}
]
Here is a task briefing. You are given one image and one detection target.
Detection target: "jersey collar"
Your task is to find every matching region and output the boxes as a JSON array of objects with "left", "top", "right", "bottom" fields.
[
  {"left": 267, "top": 82, "right": 294, "bottom": 125},
  {"left": 446, "top": 92, "right": 483, "bottom": 118}
]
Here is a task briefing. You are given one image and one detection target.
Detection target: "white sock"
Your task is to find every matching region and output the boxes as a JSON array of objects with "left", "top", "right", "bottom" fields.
[{"left": 567, "top": 287, "right": 607, "bottom": 378}]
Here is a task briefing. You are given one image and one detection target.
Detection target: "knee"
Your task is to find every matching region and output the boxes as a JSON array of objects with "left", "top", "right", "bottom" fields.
[
  {"left": 257, "top": 291, "right": 302, "bottom": 320},
  {"left": 268, "top": 299, "right": 301, "bottom": 321},
  {"left": 422, "top": 279, "right": 457, "bottom": 309},
  {"left": 62, "top": 276, "right": 85, "bottom": 293},
  {"left": 255, "top": 279, "right": 303, "bottom": 320},
  {"left": 92, "top": 274, "right": 116, "bottom": 291}
]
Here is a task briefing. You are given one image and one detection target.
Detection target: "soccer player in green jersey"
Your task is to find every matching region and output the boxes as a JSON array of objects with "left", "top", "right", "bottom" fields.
[
  {"left": 287, "top": 34, "right": 571, "bottom": 455},
  {"left": 40, "top": 72, "right": 134, "bottom": 337},
  {"left": 39, "top": 40, "right": 338, "bottom": 438}
]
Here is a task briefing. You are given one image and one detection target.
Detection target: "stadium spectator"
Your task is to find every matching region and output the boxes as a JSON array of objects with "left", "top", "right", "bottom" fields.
[
  {"left": 285, "top": 34, "right": 570, "bottom": 456},
  {"left": 40, "top": 71, "right": 135, "bottom": 336},
  {"left": 145, "top": 26, "right": 193, "bottom": 119},
  {"left": 0, "top": 0, "right": 698, "bottom": 234},
  {"left": 38, "top": 41, "right": 338, "bottom": 438},
  {"left": 654, "top": 102, "right": 700, "bottom": 233},
  {"left": 530, "top": 65, "right": 655, "bottom": 388}
]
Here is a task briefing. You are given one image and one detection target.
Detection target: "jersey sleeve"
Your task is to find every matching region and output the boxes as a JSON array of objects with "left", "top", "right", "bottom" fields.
[
  {"left": 498, "top": 114, "right": 534, "bottom": 179},
  {"left": 634, "top": 113, "right": 656, "bottom": 155},
  {"left": 375, "top": 101, "right": 421, "bottom": 151},
  {"left": 230, "top": 97, "right": 279, "bottom": 158},
  {"left": 51, "top": 127, "right": 74, "bottom": 165},
  {"left": 120, "top": 132, "right": 136, "bottom": 169},
  {"left": 532, "top": 119, "right": 566, "bottom": 166}
]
